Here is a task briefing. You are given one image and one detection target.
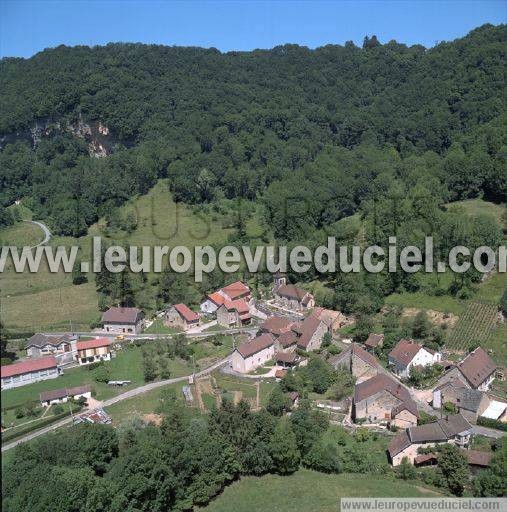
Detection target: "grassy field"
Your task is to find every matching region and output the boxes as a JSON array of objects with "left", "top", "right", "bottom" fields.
[
  {"left": 385, "top": 291, "right": 465, "bottom": 315},
  {"left": 446, "top": 199, "right": 506, "bottom": 227},
  {"left": 0, "top": 345, "right": 148, "bottom": 409},
  {"left": 200, "top": 469, "right": 440, "bottom": 512},
  {"left": 0, "top": 221, "right": 44, "bottom": 247},
  {"left": 0, "top": 181, "right": 232, "bottom": 331}
]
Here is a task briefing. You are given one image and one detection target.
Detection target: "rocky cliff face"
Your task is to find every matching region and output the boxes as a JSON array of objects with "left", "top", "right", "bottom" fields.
[{"left": 0, "top": 115, "right": 117, "bottom": 156}]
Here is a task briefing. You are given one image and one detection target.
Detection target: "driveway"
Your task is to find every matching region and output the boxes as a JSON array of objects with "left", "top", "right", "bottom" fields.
[{"left": 24, "top": 220, "right": 51, "bottom": 248}]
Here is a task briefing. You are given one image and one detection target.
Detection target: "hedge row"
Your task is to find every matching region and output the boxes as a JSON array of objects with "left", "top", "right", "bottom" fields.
[
  {"left": 477, "top": 416, "right": 507, "bottom": 431},
  {"left": 1, "top": 406, "right": 82, "bottom": 444}
]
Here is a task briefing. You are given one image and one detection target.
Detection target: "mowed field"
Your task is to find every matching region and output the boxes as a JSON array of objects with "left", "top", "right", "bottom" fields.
[
  {"left": 0, "top": 181, "right": 232, "bottom": 331},
  {"left": 200, "top": 469, "right": 441, "bottom": 512}
]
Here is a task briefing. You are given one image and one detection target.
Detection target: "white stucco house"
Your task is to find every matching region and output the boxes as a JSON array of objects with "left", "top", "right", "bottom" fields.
[
  {"left": 231, "top": 334, "right": 275, "bottom": 374},
  {"left": 388, "top": 339, "right": 441, "bottom": 378}
]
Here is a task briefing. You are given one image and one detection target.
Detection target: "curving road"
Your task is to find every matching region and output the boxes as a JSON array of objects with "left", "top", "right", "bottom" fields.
[
  {"left": 1, "top": 355, "right": 231, "bottom": 452},
  {"left": 24, "top": 220, "right": 51, "bottom": 248}
]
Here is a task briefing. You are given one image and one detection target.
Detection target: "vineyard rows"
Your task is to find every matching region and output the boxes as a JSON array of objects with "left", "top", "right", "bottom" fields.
[{"left": 446, "top": 301, "right": 498, "bottom": 351}]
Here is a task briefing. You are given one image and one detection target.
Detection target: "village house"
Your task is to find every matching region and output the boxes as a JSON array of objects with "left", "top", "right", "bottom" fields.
[
  {"left": 25, "top": 333, "right": 77, "bottom": 358},
  {"left": 102, "top": 307, "right": 145, "bottom": 334},
  {"left": 216, "top": 299, "right": 251, "bottom": 327},
  {"left": 292, "top": 315, "right": 327, "bottom": 352},
  {"left": 432, "top": 382, "right": 491, "bottom": 422},
  {"left": 286, "top": 391, "right": 300, "bottom": 409},
  {"left": 456, "top": 347, "right": 497, "bottom": 391},
  {"left": 273, "top": 283, "right": 315, "bottom": 311},
  {"left": 231, "top": 334, "right": 275, "bottom": 373},
  {"left": 200, "top": 281, "right": 251, "bottom": 314},
  {"left": 311, "top": 307, "right": 351, "bottom": 332},
  {"left": 200, "top": 292, "right": 226, "bottom": 314},
  {"left": 353, "top": 374, "right": 418, "bottom": 428},
  {"left": 76, "top": 338, "right": 112, "bottom": 365},
  {"left": 364, "top": 333, "right": 384, "bottom": 353},
  {"left": 434, "top": 346, "right": 498, "bottom": 394},
  {"left": 1, "top": 356, "right": 60, "bottom": 390},
  {"left": 388, "top": 339, "right": 441, "bottom": 378},
  {"left": 330, "top": 343, "right": 382, "bottom": 383},
  {"left": 387, "top": 413, "right": 473, "bottom": 466},
  {"left": 40, "top": 385, "right": 92, "bottom": 407},
  {"left": 165, "top": 303, "right": 200, "bottom": 331}
]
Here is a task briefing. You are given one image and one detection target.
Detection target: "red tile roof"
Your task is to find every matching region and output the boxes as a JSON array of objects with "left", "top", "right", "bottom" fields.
[
  {"left": 173, "top": 303, "right": 199, "bottom": 323},
  {"left": 278, "top": 331, "right": 298, "bottom": 348},
  {"left": 462, "top": 449, "right": 492, "bottom": 467},
  {"left": 275, "top": 369, "right": 287, "bottom": 379},
  {"left": 389, "top": 339, "right": 423, "bottom": 366},
  {"left": 260, "top": 316, "right": 294, "bottom": 336},
  {"left": 76, "top": 338, "right": 112, "bottom": 351},
  {"left": 220, "top": 281, "right": 250, "bottom": 300},
  {"left": 457, "top": 347, "right": 497, "bottom": 388},
  {"left": 351, "top": 344, "right": 382, "bottom": 368},
  {"left": 223, "top": 299, "right": 250, "bottom": 314},
  {"left": 296, "top": 316, "right": 323, "bottom": 349},
  {"left": 236, "top": 334, "right": 275, "bottom": 358},
  {"left": 1, "top": 356, "right": 58, "bottom": 378},
  {"left": 207, "top": 292, "right": 226, "bottom": 306}
]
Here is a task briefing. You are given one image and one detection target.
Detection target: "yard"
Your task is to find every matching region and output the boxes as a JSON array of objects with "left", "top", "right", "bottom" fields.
[
  {"left": 1, "top": 345, "right": 147, "bottom": 409},
  {"left": 199, "top": 469, "right": 441, "bottom": 512}
]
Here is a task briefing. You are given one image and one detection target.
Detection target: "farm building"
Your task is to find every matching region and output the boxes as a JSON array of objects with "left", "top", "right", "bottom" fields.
[
  {"left": 292, "top": 315, "right": 327, "bottom": 352},
  {"left": 275, "top": 351, "right": 299, "bottom": 368},
  {"left": 231, "top": 334, "right": 275, "bottom": 373},
  {"left": 1, "top": 356, "right": 60, "bottom": 390},
  {"left": 40, "top": 385, "right": 92, "bottom": 406},
  {"left": 75, "top": 338, "right": 112, "bottom": 365},
  {"left": 364, "top": 333, "right": 384, "bottom": 352},
  {"left": 330, "top": 343, "right": 382, "bottom": 383},
  {"left": 216, "top": 299, "right": 251, "bottom": 327},
  {"left": 387, "top": 413, "right": 472, "bottom": 466},
  {"left": 260, "top": 316, "right": 295, "bottom": 337},
  {"left": 272, "top": 283, "right": 314, "bottom": 311},
  {"left": 456, "top": 347, "right": 497, "bottom": 391},
  {"left": 353, "top": 374, "right": 418, "bottom": 428},
  {"left": 311, "top": 307, "right": 350, "bottom": 332},
  {"left": 165, "top": 303, "right": 200, "bottom": 331},
  {"left": 101, "top": 307, "right": 145, "bottom": 334},
  {"left": 388, "top": 339, "right": 441, "bottom": 378},
  {"left": 25, "top": 333, "right": 77, "bottom": 358},
  {"left": 432, "top": 382, "right": 491, "bottom": 422}
]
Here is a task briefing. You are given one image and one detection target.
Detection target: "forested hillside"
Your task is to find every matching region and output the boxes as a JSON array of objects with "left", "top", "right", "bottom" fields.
[
  {"left": 0, "top": 23, "right": 505, "bottom": 237},
  {"left": 0, "top": 24, "right": 506, "bottom": 320}
]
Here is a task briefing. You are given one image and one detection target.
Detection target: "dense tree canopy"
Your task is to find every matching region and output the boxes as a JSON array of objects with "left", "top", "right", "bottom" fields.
[{"left": 0, "top": 24, "right": 505, "bottom": 238}]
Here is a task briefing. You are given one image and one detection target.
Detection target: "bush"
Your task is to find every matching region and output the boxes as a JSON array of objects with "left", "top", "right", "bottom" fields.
[
  {"left": 93, "top": 365, "right": 110, "bottom": 383},
  {"left": 53, "top": 404, "right": 64, "bottom": 415},
  {"left": 14, "top": 407, "right": 24, "bottom": 419}
]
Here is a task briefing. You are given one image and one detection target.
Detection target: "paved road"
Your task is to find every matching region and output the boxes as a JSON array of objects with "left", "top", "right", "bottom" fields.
[
  {"left": 41, "top": 327, "right": 258, "bottom": 340},
  {"left": 1, "top": 356, "right": 231, "bottom": 452},
  {"left": 471, "top": 425, "right": 506, "bottom": 439},
  {"left": 24, "top": 220, "right": 51, "bottom": 248}
]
